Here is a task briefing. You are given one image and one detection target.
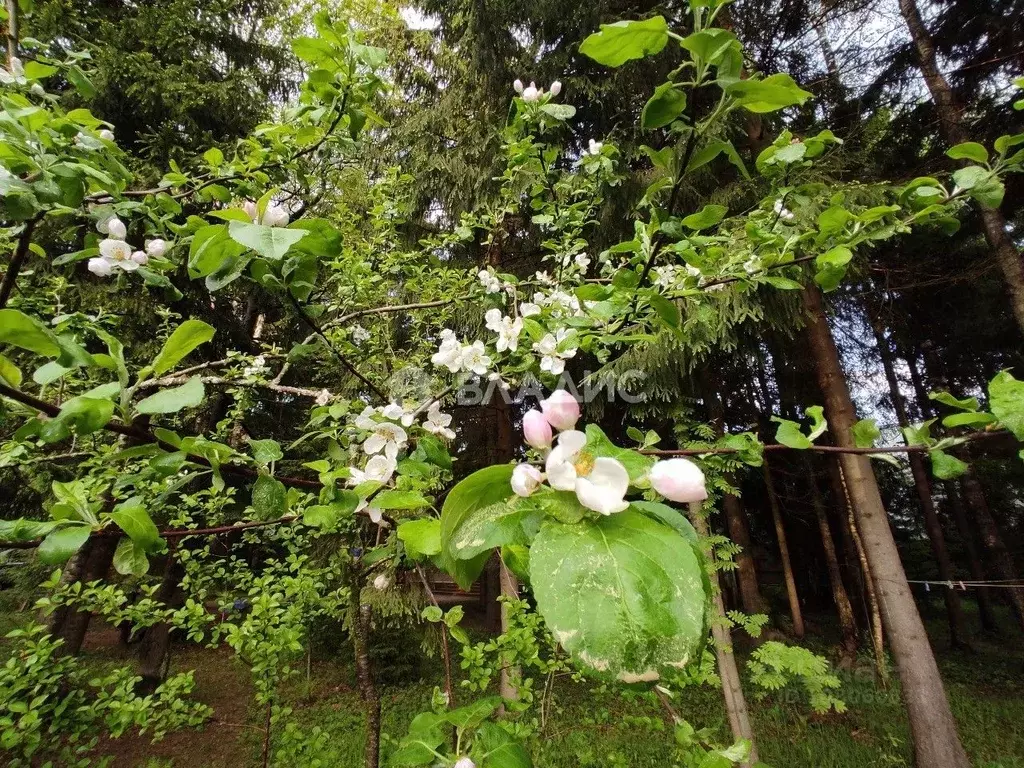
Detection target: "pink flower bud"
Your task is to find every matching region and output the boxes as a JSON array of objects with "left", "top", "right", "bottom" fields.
[
  {"left": 539, "top": 390, "right": 580, "bottom": 431},
  {"left": 522, "top": 409, "right": 553, "bottom": 449},
  {"left": 649, "top": 458, "right": 707, "bottom": 503}
]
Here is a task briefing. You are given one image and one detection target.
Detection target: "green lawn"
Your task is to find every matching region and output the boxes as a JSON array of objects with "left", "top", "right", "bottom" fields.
[{"left": 7, "top": 603, "right": 1024, "bottom": 767}]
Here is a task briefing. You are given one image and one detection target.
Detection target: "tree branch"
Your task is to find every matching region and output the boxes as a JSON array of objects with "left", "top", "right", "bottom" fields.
[{"left": 0, "top": 213, "right": 43, "bottom": 309}]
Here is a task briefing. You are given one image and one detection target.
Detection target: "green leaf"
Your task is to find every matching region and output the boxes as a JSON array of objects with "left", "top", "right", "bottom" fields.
[
  {"left": 0, "top": 308, "right": 61, "bottom": 358},
  {"left": 952, "top": 166, "right": 1004, "bottom": 207},
  {"left": 539, "top": 103, "right": 576, "bottom": 121},
  {"left": 583, "top": 423, "right": 655, "bottom": 482},
  {"left": 152, "top": 320, "right": 215, "bottom": 376},
  {"left": 252, "top": 475, "right": 287, "bottom": 519},
  {"left": 629, "top": 500, "right": 698, "bottom": 545},
  {"left": 946, "top": 142, "right": 988, "bottom": 163},
  {"left": 989, "top": 370, "right": 1024, "bottom": 440},
  {"left": 851, "top": 419, "right": 880, "bottom": 448},
  {"left": 303, "top": 492, "right": 360, "bottom": 528},
  {"left": 641, "top": 82, "right": 687, "bottom": 129},
  {"left": 227, "top": 220, "right": 308, "bottom": 260},
  {"left": 248, "top": 438, "right": 284, "bottom": 465},
  {"left": 647, "top": 291, "right": 680, "bottom": 329},
  {"left": 38, "top": 524, "right": 91, "bottom": 565},
  {"left": 113, "top": 538, "right": 150, "bottom": 576},
  {"left": 772, "top": 417, "right": 811, "bottom": 449},
  {"left": 475, "top": 721, "right": 531, "bottom": 768},
  {"left": 136, "top": 376, "right": 205, "bottom": 414},
  {"left": 0, "top": 352, "right": 21, "bottom": 387},
  {"left": 446, "top": 697, "right": 501, "bottom": 728},
  {"left": 447, "top": 500, "right": 541, "bottom": 560},
  {"left": 929, "top": 391, "right": 980, "bottom": 412},
  {"left": 681, "top": 204, "right": 728, "bottom": 231},
  {"left": 930, "top": 450, "right": 968, "bottom": 480},
  {"left": 726, "top": 73, "right": 812, "bottom": 114},
  {"left": 397, "top": 518, "right": 442, "bottom": 559},
  {"left": 49, "top": 395, "right": 115, "bottom": 439},
  {"left": 530, "top": 512, "right": 707, "bottom": 681},
  {"left": 942, "top": 412, "right": 995, "bottom": 429},
  {"left": 109, "top": 497, "right": 160, "bottom": 551},
  {"left": 440, "top": 464, "right": 515, "bottom": 590},
  {"left": 579, "top": 16, "right": 669, "bottom": 67},
  {"left": 374, "top": 490, "right": 431, "bottom": 510},
  {"left": 817, "top": 207, "right": 851, "bottom": 235}
]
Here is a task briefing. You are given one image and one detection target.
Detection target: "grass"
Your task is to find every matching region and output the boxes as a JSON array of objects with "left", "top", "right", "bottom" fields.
[{"left": 5, "top": 601, "right": 1024, "bottom": 767}]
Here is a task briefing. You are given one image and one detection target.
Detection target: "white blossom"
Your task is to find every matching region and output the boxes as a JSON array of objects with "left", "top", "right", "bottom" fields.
[
  {"left": 315, "top": 388, "right": 332, "bottom": 406},
  {"left": 453, "top": 758, "right": 476, "bottom": 768},
  {"left": 522, "top": 82, "right": 540, "bottom": 102},
  {"left": 87, "top": 257, "right": 114, "bottom": 277},
  {"left": 519, "top": 302, "right": 541, "bottom": 317},
  {"left": 460, "top": 340, "right": 491, "bottom": 375},
  {"left": 587, "top": 139, "right": 603, "bottom": 156},
  {"left": 98, "top": 216, "right": 127, "bottom": 239},
  {"left": 373, "top": 573, "right": 391, "bottom": 590},
  {"left": 98, "top": 128, "right": 115, "bottom": 142},
  {"left": 424, "top": 402, "right": 456, "bottom": 440},
  {"left": 94, "top": 238, "right": 138, "bottom": 273},
  {"left": 431, "top": 329, "right": 464, "bottom": 373},
  {"left": 485, "top": 308, "right": 523, "bottom": 352},
  {"left": 511, "top": 463, "right": 544, "bottom": 497},
  {"left": 773, "top": 199, "right": 796, "bottom": 222},
  {"left": 478, "top": 268, "right": 503, "bottom": 293},
  {"left": 349, "top": 454, "right": 397, "bottom": 486},
  {"left": 549, "top": 80, "right": 562, "bottom": 96},
  {"left": 130, "top": 250, "right": 148, "bottom": 266},
  {"left": 363, "top": 422, "right": 407, "bottom": 461},
  {"left": 243, "top": 355, "right": 267, "bottom": 378},
  {"left": 513, "top": 79, "right": 524, "bottom": 93},
  {"left": 534, "top": 328, "right": 577, "bottom": 375},
  {"left": 574, "top": 253, "right": 591, "bottom": 270},
  {"left": 546, "top": 430, "right": 630, "bottom": 515}
]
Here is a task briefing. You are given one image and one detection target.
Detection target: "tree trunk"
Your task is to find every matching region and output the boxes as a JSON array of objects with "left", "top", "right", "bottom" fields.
[
  {"left": 45, "top": 538, "right": 92, "bottom": 637},
  {"left": 687, "top": 503, "right": 758, "bottom": 767},
  {"left": 763, "top": 461, "right": 804, "bottom": 637},
  {"left": 350, "top": 572, "right": 380, "bottom": 768},
  {"left": 803, "top": 455, "right": 858, "bottom": 663},
  {"left": 700, "top": 370, "right": 767, "bottom": 615},
  {"left": 903, "top": 349, "right": 1001, "bottom": 632},
  {"left": 137, "top": 556, "right": 186, "bottom": 694},
  {"left": 498, "top": 560, "right": 520, "bottom": 703},
  {"left": 912, "top": 344, "right": 1024, "bottom": 632},
  {"left": 802, "top": 284, "right": 969, "bottom": 768},
  {"left": 959, "top": 469, "right": 1024, "bottom": 631},
  {"left": 945, "top": 487, "right": 1000, "bottom": 633},
  {"left": 897, "top": 0, "right": 1024, "bottom": 335},
  {"left": 868, "top": 306, "right": 970, "bottom": 648},
  {"left": 57, "top": 535, "right": 118, "bottom": 656}
]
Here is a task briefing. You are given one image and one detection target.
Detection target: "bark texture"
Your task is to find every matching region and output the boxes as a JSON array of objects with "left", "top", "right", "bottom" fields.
[
  {"left": 56, "top": 535, "right": 117, "bottom": 656},
  {"left": 803, "top": 284, "right": 969, "bottom": 768},
  {"left": 688, "top": 503, "right": 758, "bottom": 767},
  {"left": 763, "top": 461, "right": 804, "bottom": 637},
  {"left": 897, "top": 0, "right": 1024, "bottom": 334}
]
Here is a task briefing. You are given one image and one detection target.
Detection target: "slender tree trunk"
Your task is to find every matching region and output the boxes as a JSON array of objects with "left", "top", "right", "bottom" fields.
[
  {"left": 57, "top": 536, "right": 118, "bottom": 656},
  {"left": 701, "top": 371, "right": 767, "bottom": 615},
  {"left": 4, "top": 0, "right": 17, "bottom": 64},
  {"left": 45, "top": 539, "right": 92, "bottom": 637},
  {"left": 912, "top": 344, "right": 1024, "bottom": 631},
  {"left": 802, "top": 284, "right": 969, "bottom": 768},
  {"left": 687, "top": 503, "right": 758, "bottom": 767},
  {"left": 137, "top": 556, "right": 186, "bottom": 694},
  {"left": 498, "top": 560, "right": 520, "bottom": 703},
  {"left": 868, "top": 306, "right": 970, "bottom": 648},
  {"left": 945, "top": 487, "right": 1000, "bottom": 633},
  {"left": 897, "top": 0, "right": 1024, "bottom": 335},
  {"left": 350, "top": 572, "right": 380, "bottom": 768},
  {"left": 959, "top": 469, "right": 1024, "bottom": 631},
  {"left": 763, "top": 461, "right": 804, "bottom": 637},
  {"left": 904, "top": 349, "right": 1001, "bottom": 631},
  {"left": 803, "top": 455, "right": 858, "bottom": 662}
]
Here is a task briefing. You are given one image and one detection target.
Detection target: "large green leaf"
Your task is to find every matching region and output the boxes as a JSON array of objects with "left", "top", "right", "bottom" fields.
[
  {"left": 152, "top": 320, "right": 215, "bottom": 376},
  {"left": 440, "top": 464, "right": 515, "bottom": 589},
  {"left": 38, "top": 524, "right": 92, "bottom": 565},
  {"left": 474, "top": 722, "right": 531, "bottom": 768},
  {"left": 0, "top": 309, "right": 61, "bottom": 357},
  {"left": 447, "top": 499, "right": 542, "bottom": 561},
  {"left": 529, "top": 512, "right": 707, "bottom": 681},
  {"left": 374, "top": 489, "right": 431, "bottom": 510},
  {"left": 726, "top": 74, "right": 812, "bottom": 113},
  {"left": 228, "top": 221, "right": 308, "bottom": 261},
  {"left": 113, "top": 538, "right": 150, "bottom": 576},
  {"left": 579, "top": 16, "right": 669, "bottom": 67},
  {"left": 397, "top": 518, "right": 442, "bottom": 559},
  {"left": 109, "top": 497, "right": 160, "bottom": 551},
  {"left": 251, "top": 475, "right": 287, "bottom": 519},
  {"left": 989, "top": 371, "right": 1024, "bottom": 440},
  {"left": 641, "top": 82, "right": 686, "bottom": 129},
  {"left": 136, "top": 376, "right": 205, "bottom": 414}
]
